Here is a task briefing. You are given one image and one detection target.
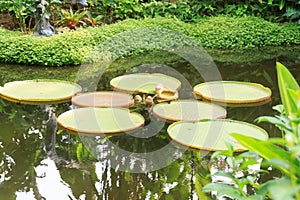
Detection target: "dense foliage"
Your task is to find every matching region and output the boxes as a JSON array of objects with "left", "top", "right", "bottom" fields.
[
  {"left": 88, "top": 0, "right": 300, "bottom": 23},
  {"left": 0, "top": 17, "right": 299, "bottom": 66},
  {"left": 1, "top": 0, "right": 300, "bottom": 33}
]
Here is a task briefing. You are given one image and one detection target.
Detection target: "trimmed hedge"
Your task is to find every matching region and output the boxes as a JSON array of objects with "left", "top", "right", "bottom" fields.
[{"left": 0, "top": 16, "right": 300, "bottom": 66}]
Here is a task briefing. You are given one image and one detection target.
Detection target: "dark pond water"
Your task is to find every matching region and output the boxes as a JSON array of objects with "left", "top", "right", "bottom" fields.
[{"left": 0, "top": 48, "right": 299, "bottom": 200}]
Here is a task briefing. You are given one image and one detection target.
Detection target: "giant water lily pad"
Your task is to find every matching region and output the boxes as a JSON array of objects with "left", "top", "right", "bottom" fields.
[
  {"left": 110, "top": 73, "right": 181, "bottom": 94},
  {"left": 193, "top": 81, "right": 271, "bottom": 104},
  {"left": 57, "top": 107, "right": 144, "bottom": 134},
  {"left": 72, "top": 92, "right": 134, "bottom": 108},
  {"left": 153, "top": 100, "right": 226, "bottom": 122},
  {"left": 167, "top": 119, "right": 268, "bottom": 151},
  {"left": 0, "top": 79, "right": 82, "bottom": 104}
]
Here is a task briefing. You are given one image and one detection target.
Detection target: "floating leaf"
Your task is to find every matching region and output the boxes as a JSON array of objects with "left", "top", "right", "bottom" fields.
[
  {"left": 167, "top": 120, "right": 268, "bottom": 151},
  {"left": 0, "top": 79, "right": 82, "bottom": 105},
  {"left": 153, "top": 100, "right": 226, "bottom": 122},
  {"left": 57, "top": 107, "right": 144, "bottom": 135},
  {"left": 110, "top": 73, "right": 181, "bottom": 94},
  {"left": 193, "top": 81, "right": 271, "bottom": 104},
  {"left": 72, "top": 91, "right": 134, "bottom": 108}
]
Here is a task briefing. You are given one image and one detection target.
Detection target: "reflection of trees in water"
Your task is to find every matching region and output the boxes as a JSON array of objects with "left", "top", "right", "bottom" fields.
[
  {"left": 0, "top": 103, "right": 47, "bottom": 199},
  {"left": 0, "top": 100, "right": 212, "bottom": 199},
  {"left": 76, "top": 131, "right": 212, "bottom": 199},
  {"left": 0, "top": 102, "right": 76, "bottom": 199}
]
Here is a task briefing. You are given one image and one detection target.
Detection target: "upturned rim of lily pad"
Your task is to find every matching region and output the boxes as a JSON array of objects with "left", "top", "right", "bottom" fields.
[
  {"left": 152, "top": 100, "right": 227, "bottom": 122},
  {"left": 72, "top": 91, "right": 134, "bottom": 108},
  {"left": 57, "top": 107, "right": 145, "bottom": 135},
  {"left": 156, "top": 89, "right": 178, "bottom": 101},
  {"left": 110, "top": 73, "right": 181, "bottom": 94},
  {"left": 0, "top": 79, "right": 82, "bottom": 105},
  {"left": 167, "top": 119, "right": 269, "bottom": 152},
  {"left": 199, "top": 97, "right": 272, "bottom": 107},
  {"left": 193, "top": 81, "right": 272, "bottom": 104}
]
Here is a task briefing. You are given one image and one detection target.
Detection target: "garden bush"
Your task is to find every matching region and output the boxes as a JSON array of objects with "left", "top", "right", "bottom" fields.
[
  {"left": 89, "top": 0, "right": 300, "bottom": 24},
  {"left": 0, "top": 16, "right": 299, "bottom": 66}
]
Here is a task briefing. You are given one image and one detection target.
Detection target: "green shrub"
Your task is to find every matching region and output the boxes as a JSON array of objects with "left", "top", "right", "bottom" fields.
[
  {"left": 0, "top": 16, "right": 299, "bottom": 66},
  {"left": 88, "top": 0, "right": 300, "bottom": 24}
]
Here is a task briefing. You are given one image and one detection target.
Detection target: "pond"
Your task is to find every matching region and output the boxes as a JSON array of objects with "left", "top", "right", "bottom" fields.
[{"left": 0, "top": 47, "right": 300, "bottom": 199}]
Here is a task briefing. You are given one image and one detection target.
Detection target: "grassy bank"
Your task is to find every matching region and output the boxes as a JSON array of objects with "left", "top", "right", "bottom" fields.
[{"left": 0, "top": 16, "right": 299, "bottom": 67}]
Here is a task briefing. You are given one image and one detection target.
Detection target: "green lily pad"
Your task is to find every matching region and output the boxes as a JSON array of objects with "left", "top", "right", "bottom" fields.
[
  {"left": 167, "top": 119, "right": 269, "bottom": 151},
  {"left": 153, "top": 100, "right": 226, "bottom": 122},
  {"left": 0, "top": 79, "right": 82, "bottom": 105},
  {"left": 72, "top": 92, "right": 134, "bottom": 108},
  {"left": 193, "top": 81, "right": 271, "bottom": 104},
  {"left": 57, "top": 107, "right": 144, "bottom": 135},
  {"left": 110, "top": 73, "right": 181, "bottom": 94}
]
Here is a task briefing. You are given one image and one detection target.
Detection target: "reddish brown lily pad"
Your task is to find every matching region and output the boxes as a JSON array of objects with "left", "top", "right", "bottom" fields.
[{"left": 72, "top": 92, "right": 134, "bottom": 108}]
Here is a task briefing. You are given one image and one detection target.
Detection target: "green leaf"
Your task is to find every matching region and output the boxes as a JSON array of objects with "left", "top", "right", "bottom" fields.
[
  {"left": 211, "top": 151, "right": 231, "bottom": 160},
  {"left": 225, "top": 142, "right": 234, "bottom": 155},
  {"left": 195, "top": 174, "right": 210, "bottom": 200},
  {"left": 272, "top": 104, "right": 284, "bottom": 113},
  {"left": 76, "top": 143, "right": 83, "bottom": 163},
  {"left": 167, "top": 162, "right": 181, "bottom": 183},
  {"left": 202, "top": 183, "right": 245, "bottom": 199},
  {"left": 29, "top": 6, "right": 36, "bottom": 13},
  {"left": 258, "top": 177, "right": 299, "bottom": 200},
  {"left": 213, "top": 171, "right": 235, "bottom": 180},
  {"left": 226, "top": 157, "right": 235, "bottom": 169},
  {"left": 279, "top": 0, "right": 285, "bottom": 10},
  {"left": 276, "top": 62, "right": 299, "bottom": 116},
  {"left": 256, "top": 116, "right": 292, "bottom": 132},
  {"left": 236, "top": 151, "right": 258, "bottom": 160},
  {"left": 267, "top": 137, "right": 286, "bottom": 145},
  {"left": 240, "top": 159, "right": 259, "bottom": 170},
  {"left": 268, "top": 158, "right": 290, "bottom": 169},
  {"left": 231, "top": 133, "right": 300, "bottom": 177}
]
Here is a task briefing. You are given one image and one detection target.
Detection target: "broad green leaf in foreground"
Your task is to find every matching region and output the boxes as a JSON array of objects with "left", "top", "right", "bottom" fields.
[
  {"left": 276, "top": 62, "right": 299, "bottom": 116},
  {"left": 257, "top": 177, "right": 300, "bottom": 200},
  {"left": 202, "top": 183, "right": 264, "bottom": 200},
  {"left": 232, "top": 133, "right": 300, "bottom": 177}
]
